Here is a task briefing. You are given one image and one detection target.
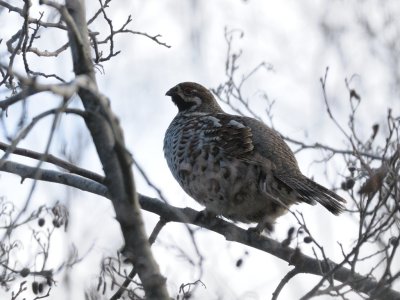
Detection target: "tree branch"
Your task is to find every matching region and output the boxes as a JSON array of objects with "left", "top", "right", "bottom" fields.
[
  {"left": 271, "top": 268, "right": 300, "bottom": 300},
  {"left": 110, "top": 219, "right": 168, "bottom": 300},
  {"left": 0, "top": 73, "right": 99, "bottom": 110},
  {"left": 37, "top": 0, "right": 170, "bottom": 298},
  {"left": 0, "top": 141, "right": 104, "bottom": 183}
]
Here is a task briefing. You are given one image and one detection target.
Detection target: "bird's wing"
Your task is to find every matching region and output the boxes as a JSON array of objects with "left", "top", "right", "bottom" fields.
[
  {"left": 198, "top": 114, "right": 346, "bottom": 214},
  {"left": 234, "top": 116, "right": 346, "bottom": 212},
  {"left": 240, "top": 116, "right": 300, "bottom": 170},
  {"left": 198, "top": 114, "right": 256, "bottom": 160}
]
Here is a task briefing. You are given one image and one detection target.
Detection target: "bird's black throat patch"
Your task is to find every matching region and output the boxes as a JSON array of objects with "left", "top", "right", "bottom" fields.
[{"left": 171, "top": 94, "right": 197, "bottom": 112}]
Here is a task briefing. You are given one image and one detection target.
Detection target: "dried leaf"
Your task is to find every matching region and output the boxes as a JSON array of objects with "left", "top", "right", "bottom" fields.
[
  {"left": 350, "top": 89, "right": 361, "bottom": 100},
  {"left": 341, "top": 178, "right": 355, "bottom": 190},
  {"left": 371, "top": 124, "right": 379, "bottom": 140},
  {"left": 358, "top": 165, "right": 388, "bottom": 195}
]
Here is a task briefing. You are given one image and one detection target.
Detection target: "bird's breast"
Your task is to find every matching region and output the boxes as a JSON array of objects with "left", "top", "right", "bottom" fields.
[{"left": 164, "top": 115, "right": 263, "bottom": 220}]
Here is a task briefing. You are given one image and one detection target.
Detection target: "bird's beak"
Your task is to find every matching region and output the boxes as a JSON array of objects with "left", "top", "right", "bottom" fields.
[{"left": 165, "top": 86, "right": 177, "bottom": 97}]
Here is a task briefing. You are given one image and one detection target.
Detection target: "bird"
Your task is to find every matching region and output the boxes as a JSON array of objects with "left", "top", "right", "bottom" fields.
[{"left": 163, "top": 82, "right": 346, "bottom": 232}]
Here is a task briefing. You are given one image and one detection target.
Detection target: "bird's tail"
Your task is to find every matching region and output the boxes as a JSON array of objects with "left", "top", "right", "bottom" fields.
[{"left": 275, "top": 174, "right": 346, "bottom": 215}]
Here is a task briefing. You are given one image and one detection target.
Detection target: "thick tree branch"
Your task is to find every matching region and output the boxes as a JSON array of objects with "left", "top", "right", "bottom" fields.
[
  {"left": 1, "top": 160, "right": 399, "bottom": 299},
  {"left": 0, "top": 141, "right": 104, "bottom": 183},
  {"left": 110, "top": 219, "right": 168, "bottom": 300},
  {"left": 0, "top": 160, "right": 108, "bottom": 196},
  {"left": 35, "top": 0, "right": 170, "bottom": 298}
]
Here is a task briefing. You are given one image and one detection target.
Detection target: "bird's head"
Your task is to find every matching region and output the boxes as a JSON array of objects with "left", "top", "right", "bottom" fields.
[{"left": 165, "top": 82, "right": 223, "bottom": 113}]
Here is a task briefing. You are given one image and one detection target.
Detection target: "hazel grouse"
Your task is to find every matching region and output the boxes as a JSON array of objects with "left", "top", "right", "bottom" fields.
[{"left": 164, "top": 82, "right": 346, "bottom": 231}]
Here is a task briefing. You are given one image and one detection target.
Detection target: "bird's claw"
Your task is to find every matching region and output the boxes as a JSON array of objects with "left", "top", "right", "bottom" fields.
[
  {"left": 247, "top": 221, "right": 274, "bottom": 238},
  {"left": 194, "top": 209, "right": 217, "bottom": 223}
]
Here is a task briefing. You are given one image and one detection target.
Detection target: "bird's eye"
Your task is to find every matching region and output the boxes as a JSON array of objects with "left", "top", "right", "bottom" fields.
[{"left": 183, "top": 88, "right": 197, "bottom": 96}]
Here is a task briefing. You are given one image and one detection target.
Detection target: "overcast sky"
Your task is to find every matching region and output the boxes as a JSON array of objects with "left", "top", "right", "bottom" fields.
[{"left": 1, "top": 0, "right": 399, "bottom": 299}]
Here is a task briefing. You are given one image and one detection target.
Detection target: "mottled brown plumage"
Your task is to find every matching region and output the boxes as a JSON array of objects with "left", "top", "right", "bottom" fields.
[{"left": 164, "top": 82, "right": 346, "bottom": 231}]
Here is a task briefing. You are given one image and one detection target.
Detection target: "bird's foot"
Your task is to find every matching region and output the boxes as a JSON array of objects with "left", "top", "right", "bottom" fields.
[
  {"left": 247, "top": 221, "right": 274, "bottom": 237},
  {"left": 194, "top": 209, "right": 217, "bottom": 224}
]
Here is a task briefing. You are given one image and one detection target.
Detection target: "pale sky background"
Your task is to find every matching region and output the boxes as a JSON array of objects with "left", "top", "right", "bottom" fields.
[{"left": 1, "top": 0, "right": 399, "bottom": 299}]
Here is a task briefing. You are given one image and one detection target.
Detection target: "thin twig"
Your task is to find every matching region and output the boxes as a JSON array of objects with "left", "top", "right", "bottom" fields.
[
  {"left": 110, "top": 219, "right": 167, "bottom": 300},
  {"left": 271, "top": 268, "right": 300, "bottom": 300}
]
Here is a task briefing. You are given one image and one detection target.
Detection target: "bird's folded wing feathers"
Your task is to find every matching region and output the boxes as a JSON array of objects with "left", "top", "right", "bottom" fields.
[
  {"left": 200, "top": 114, "right": 346, "bottom": 214},
  {"left": 200, "top": 114, "right": 255, "bottom": 159},
  {"left": 274, "top": 173, "right": 346, "bottom": 214}
]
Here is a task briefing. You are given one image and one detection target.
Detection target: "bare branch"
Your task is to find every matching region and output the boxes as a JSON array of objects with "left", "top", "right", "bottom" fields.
[
  {"left": 110, "top": 219, "right": 168, "bottom": 300},
  {"left": 121, "top": 29, "right": 171, "bottom": 49},
  {"left": 37, "top": 0, "right": 170, "bottom": 298},
  {"left": 0, "top": 141, "right": 104, "bottom": 183},
  {"left": 0, "top": 160, "right": 108, "bottom": 196},
  {"left": 271, "top": 268, "right": 300, "bottom": 300},
  {"left": 0, "top": 73, "right": 98, "bottom": 110}
]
